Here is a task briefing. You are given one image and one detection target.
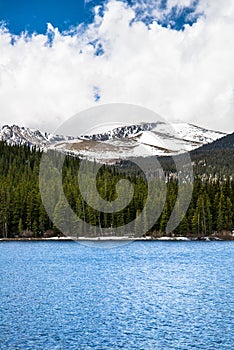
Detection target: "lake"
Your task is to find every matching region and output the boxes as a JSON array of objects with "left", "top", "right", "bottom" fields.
[{"left": 0, "top": 241, "right": 233, "bottom": 349}]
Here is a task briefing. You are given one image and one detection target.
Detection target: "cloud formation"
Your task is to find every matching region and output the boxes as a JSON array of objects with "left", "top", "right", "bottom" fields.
[{"left": 0, "top": 0, "right": 234, "bottom": 132}]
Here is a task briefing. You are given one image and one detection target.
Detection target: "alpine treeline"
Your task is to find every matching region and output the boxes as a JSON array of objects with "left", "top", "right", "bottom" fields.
[{"left": 0, "top": 141, "right": 233, "bottom": 239}]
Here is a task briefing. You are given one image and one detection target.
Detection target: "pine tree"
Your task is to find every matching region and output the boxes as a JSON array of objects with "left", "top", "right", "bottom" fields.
[
  {"left": 177, "top": 215, "right": 189, "bottom": 236},
  {"left": 18, "top": 218, "right": 23, "bottom": 235},
  {"left": 217, "top": 192, "right": 226, "bottom": 232},
  {"left": 192, "top": 192, "right": 212, "bottom": 236}
]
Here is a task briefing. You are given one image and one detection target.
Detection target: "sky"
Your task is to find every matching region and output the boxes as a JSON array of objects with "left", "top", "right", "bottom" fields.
[{"left": 0, "top": 0, "right": 233, "bottom": 133}]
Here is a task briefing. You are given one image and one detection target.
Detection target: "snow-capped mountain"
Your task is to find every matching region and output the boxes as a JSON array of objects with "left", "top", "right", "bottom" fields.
[
  {"left": 80, "top": 122, "right": 159, "bottom": 141},
  {"left": 53, "top": 121, "right": 227, "bottom": 161},
  {"left": 0, "top": 122, "right": 227, "bottom": 161},
  {"left": 0, "top": 124, "right": 75, "bottom": 147},
  {"left": 80, "top": 121, "right": 225, "bottom": 145}
]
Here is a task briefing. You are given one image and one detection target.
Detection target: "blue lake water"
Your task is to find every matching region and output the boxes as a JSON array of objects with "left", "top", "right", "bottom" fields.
[{"left": 0, "top": 241, "right": 233, "bottom": 350}]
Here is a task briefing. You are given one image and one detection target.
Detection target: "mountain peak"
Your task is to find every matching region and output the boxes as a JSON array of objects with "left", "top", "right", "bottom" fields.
[{"left": 0, "top": 122, "right": 227, "bottom": 161}]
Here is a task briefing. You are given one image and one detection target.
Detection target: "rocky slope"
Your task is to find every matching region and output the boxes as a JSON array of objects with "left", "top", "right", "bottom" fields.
[{"left": 0, "top": 122, "right": 227, "bottom": 161}]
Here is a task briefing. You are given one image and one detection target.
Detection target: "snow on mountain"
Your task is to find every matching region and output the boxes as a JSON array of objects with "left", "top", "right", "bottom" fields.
[
  {"left": 0, "top": 124, "right": 75, "bottom": 147},
  {"left": 59, "top": 122, "right": 226, "bottom": 162},
  {"left": 0, "top": 122, "right": 227, "bottom": 162},
  {"left": 80, "top": 122, "right": 159, "bottom": 141},
  {"left": 135, "top": 122, "right": 226, "bottom": 153},
  {"left": 169, "top": 123, "right": 226, "bottom": 144},
  {"left": 80, "top": 121, "right": 225, "bottom": 147}
]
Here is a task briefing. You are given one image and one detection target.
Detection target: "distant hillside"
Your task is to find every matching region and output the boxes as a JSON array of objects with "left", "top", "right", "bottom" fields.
[
  {"left": 189, "top": 132, "right": 234, "bottom": 176},
  {"left": 153, "top": 132, "right": 234, "bottom": 177},
  {"left": 191, "top": 132, "right": 234, "bottom": 153},
  {"left": 0, "top": 123, "right": 226, "bottom": 161}
]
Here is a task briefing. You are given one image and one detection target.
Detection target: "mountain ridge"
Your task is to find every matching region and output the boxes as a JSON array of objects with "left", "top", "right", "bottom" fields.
[
  {"left": 0, "top": 124, "right": 75, "bottom": 147},
  {"left": 0, "top": 122, "right": 228, "bottom": 160}
]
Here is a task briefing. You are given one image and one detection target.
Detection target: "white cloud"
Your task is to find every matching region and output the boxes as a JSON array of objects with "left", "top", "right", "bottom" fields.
[
  {"left": 0, "top": 0, "right": 234, "bottom": 133},
  {"left": 130, "top": 0, "right": 200, "bottom": 24}
]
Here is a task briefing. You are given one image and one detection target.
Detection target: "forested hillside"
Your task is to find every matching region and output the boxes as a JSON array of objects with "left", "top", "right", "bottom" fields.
[
  {"left": 0, "top": 141, "right": 233, "bottom": 239},
  {"left": 190, "top": 132, "right": 234, "bottom": 177},
  {"left": 192, "top": 132, "right": 234, "bottom": 151}
]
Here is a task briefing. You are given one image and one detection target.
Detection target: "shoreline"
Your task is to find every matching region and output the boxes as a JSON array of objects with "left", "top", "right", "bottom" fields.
[{"left": 0, "top": 235, "right": 232, "bottom": 242}]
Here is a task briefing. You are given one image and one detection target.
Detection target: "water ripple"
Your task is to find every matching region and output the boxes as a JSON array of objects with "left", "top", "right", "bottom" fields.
[{"left": 0, "top": 241, "right": 233, "bottom": 349}]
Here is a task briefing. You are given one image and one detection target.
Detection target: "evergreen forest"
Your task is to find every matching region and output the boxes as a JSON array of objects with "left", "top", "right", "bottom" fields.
[{"left": 0, "top": 141, "right": 233, "bottom": 239}]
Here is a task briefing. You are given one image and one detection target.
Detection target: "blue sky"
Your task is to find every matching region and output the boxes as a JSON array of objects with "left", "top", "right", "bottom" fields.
[
  {"left": 0, "top": 0, "right": 92, "bottom": 34},
  {"left": 0, "top": 0, "right": 233, "bottom": 133},
  {"left": 0, "top": 0, "right": 199, "bottom": 34}
]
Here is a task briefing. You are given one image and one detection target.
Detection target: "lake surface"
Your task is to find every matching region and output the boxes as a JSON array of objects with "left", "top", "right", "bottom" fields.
[{"left": 0, "top": 241, "right": 233, "bottom": 350}]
